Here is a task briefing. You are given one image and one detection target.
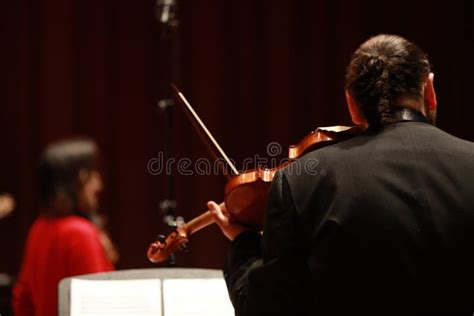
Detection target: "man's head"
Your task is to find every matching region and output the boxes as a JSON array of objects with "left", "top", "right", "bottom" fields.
[
  {"left": 345, "top": 34, "right": 437, "bottom": 128},
  {"left": 38, "top": 139, "right": 103, "bottom": 217}
]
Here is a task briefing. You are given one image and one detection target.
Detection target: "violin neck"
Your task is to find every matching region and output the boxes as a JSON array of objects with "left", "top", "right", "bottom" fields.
[{"left": 185, "top": 210, "right": 215, "bottom": 236}]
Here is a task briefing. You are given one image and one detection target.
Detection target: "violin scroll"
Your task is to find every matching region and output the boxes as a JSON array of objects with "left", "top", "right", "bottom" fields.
[
  {"left": 147, "top": 225, "right": 189, "bottom": 263},
  {"left": 147, "top": 206, "right": 218, "bottom": 263}
]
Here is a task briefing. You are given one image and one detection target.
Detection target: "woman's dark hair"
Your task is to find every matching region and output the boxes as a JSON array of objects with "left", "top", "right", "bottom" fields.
[
  {"left": 345, "top": 34, "right": 431, "bottom": 128},
  {"left": 38, "top": 139, "right": 99, "bottom": 216}
]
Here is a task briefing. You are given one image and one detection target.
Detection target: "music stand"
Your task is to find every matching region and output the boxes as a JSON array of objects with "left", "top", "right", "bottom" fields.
[{"left": 58, "top": 268, "right": 226, "bottom": 316}]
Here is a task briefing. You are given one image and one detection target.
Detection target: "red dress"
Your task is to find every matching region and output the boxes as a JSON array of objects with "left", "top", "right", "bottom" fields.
[{"left": 13, "top": 215, "right": 114, "bottom": 316}]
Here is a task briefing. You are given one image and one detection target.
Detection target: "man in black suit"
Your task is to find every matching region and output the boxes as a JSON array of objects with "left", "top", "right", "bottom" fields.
[{"left": 208, "top": 34, "right": 474, "bottom": 315}]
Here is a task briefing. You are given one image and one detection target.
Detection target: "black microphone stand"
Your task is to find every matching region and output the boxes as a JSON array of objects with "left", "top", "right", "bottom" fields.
[{"left": 155, "top": 0, "right": 182, "bottom": 266}]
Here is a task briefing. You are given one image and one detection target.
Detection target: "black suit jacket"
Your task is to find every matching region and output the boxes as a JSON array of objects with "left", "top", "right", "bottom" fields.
[{"left": 224, "top": 122, "right": 474, "bottom": 315}]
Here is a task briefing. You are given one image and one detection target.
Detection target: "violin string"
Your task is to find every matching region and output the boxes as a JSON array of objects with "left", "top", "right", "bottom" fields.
[{"left": 176, "top": 91, "right": 240, "bottom": 176}]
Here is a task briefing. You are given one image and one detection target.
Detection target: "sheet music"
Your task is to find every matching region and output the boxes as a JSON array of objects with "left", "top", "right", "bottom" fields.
[
  {"left": 70, "top": 279, "right": 162, "bottom": 316},
  {"left": 162, "top": 278, "right": 234, "bottom": 316}
]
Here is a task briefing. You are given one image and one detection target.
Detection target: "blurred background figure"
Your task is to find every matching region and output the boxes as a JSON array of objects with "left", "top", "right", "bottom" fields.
[
  {"left": 0, "top": 194, "right": 15, "bottom": 219},
  {"left": 12, "top": 139, "right": 116, "bottom": 316},
  {"left": 0, "top": 193, "right": 15, "bottom": 316}
]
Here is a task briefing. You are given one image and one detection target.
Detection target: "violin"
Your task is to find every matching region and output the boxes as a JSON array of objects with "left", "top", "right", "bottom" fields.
[{"left": 147, "top": 86, "right": 361, "bottom": 263}]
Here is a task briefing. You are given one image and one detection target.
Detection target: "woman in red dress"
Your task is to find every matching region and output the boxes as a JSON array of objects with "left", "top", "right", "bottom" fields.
[{"left": 13, "top": 139, "right": 116, "bottom": 316}]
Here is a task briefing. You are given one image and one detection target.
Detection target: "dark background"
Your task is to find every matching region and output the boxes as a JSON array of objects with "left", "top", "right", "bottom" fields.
[{"left": 0, "top": 0, "right": 472, "bottom": 276}]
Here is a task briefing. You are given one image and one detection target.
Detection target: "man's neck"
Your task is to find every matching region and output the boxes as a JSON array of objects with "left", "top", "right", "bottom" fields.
[{"left": 394, "top": 97, "right": 426, "bottom": 117}]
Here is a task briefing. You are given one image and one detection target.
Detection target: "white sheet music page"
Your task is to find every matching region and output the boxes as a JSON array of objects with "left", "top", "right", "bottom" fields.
[
  {"left": 162, "top": 278, "right": 234, "bottom": 316},
  {"left": 70, "top": 278, "right": 162, "bottom": 316}
]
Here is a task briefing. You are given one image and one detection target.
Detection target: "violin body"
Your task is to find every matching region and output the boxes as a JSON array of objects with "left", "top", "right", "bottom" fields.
[
  {"left": 224, "top": 167, "right": 279, "bottom": 230},
  {"left": 288, "top": 125, "right": 362, "bottom": 158},
  {"left": 223, "top": 125, "right": 362, "bottom": 231}
]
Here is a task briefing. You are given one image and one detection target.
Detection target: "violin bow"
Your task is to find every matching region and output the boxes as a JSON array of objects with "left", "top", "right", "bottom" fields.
[
  {"left": 148, "top": 86, "right": 243, "bottom": 263},
  {"left": 171, "top": 84, "right": 239, "bottom": 177}
]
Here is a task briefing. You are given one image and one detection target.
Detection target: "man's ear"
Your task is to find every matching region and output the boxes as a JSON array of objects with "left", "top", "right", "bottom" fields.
[
  {"left": 345, "top": 90, "right": 367, "bottom": 127},
  {"left": 424, "top": 72, "right": 437, "bottom": 112}
]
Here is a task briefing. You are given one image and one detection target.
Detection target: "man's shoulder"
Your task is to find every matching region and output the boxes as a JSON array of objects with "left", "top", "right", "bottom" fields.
[
  {"left": 391, "top": 122, "right": 474, "bottom": 158},
  {"left": 294, "top": 122, "right": 473, "bottom": 160},
  {"left": 281, "top": 122, "right": 474, "bottom": 183}
]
